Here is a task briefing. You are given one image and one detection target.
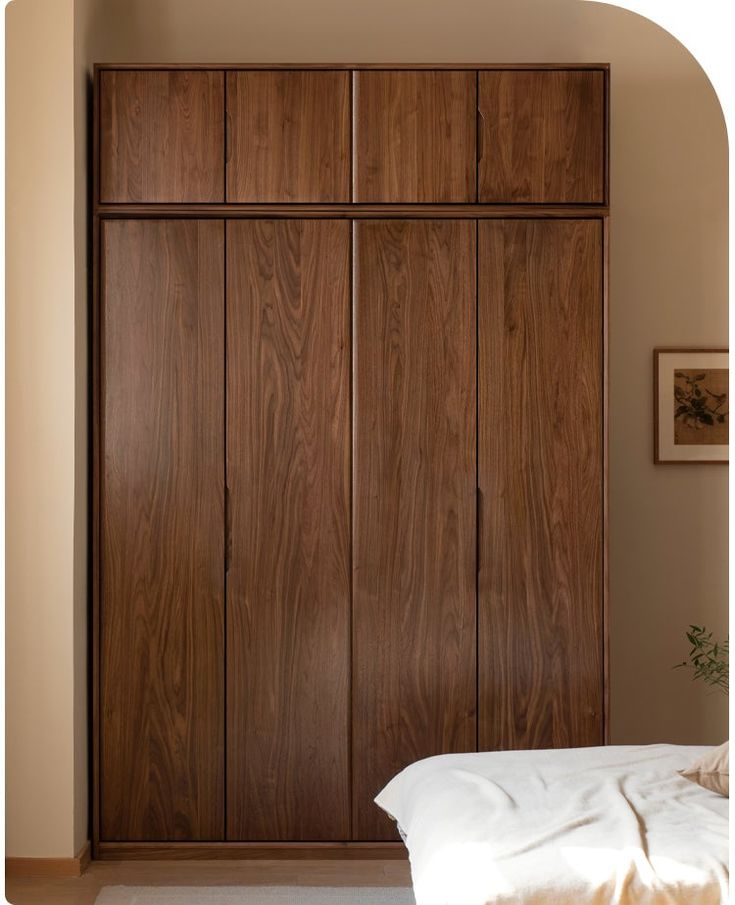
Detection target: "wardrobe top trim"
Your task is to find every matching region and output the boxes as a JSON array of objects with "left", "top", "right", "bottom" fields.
[{"left": 94, "top": 63, "right": 610, "bottom": 72}]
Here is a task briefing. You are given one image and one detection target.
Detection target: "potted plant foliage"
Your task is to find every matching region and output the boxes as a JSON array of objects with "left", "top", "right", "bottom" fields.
[{"left": 676, "top": 625, "right": 729, "bottom": 695}]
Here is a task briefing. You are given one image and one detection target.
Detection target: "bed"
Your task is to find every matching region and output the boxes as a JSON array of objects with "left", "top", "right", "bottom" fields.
[{"left": 375, "top": 744, "right": 729, "bottom": 905}]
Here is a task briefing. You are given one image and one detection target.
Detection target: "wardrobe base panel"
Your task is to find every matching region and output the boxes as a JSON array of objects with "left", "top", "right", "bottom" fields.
[{"left": 94, "top": 843, "right": 408, "bottom": 861}]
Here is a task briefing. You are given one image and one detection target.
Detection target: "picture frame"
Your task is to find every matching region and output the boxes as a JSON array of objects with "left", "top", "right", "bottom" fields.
[{"left": 654, "top": 347, "right": 729, "bottom": 464}]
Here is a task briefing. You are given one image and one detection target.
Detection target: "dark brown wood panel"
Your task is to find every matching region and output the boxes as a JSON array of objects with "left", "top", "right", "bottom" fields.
[
  {"left": 353, "top": 72, "right": 476, "bottom": 202},
  {"left": 353, "top": 220, "right": 477, "bottom": 840},
  {"left": 96, "top": 842, "right": 407, "bottom": 860},
  {"left": 100, "top": 219, "right": 225, "bottom": 840},
  {"left": 96, "top": 203, "right": 609, "bottom": 218},
  {"left": 478, "top": 70, "right": 605, "bottom": 203},
  {"left": 478, "top": 219, "right": 603, "bottom": 750},
  {"left": 226, "top": 71, "right": 350, "bottom": 202},
  {"left": 227, "top": 220, "right": 351, "bottom": 841},
  {"left": 100, "top": 70, "right": 224, "bottom": 202}
]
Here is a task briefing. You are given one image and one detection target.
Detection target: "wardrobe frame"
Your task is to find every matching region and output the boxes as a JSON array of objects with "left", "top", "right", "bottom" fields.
[{"left": 91, "top": 62, "right": 610, "bottom": 860}]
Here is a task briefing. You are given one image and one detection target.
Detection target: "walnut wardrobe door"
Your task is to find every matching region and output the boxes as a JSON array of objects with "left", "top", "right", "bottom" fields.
[
  {"left": 226, "top": 220, "right": 351, "bottom": 840},
  {"left": 478, "top": 219, "right": 604, "bottom": 750},
  {"left": 352, "top": 220, "right": 477, "bottom": 840},
  {"left": 477, "top": 70, "right": 605, "bottom": 203},
  {"left": 100, "top": 70, "right": 225, "bottom": 203},
  {"left": 100, "top": 219, "right": 225, "bottom": 841},
  {"left": 353, "top": 71, "right": 476, "bottom": 202},
  {"left": 226, "top": 71, "right": 351, "bottom": 202}
]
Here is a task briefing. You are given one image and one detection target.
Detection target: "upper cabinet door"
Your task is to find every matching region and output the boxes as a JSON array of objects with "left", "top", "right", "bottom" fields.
[
  {"left": 226, "top": 71, "right": 350, "bottom": 202},
  {"left": 353, "top": 71, "right": 476, "bottom": 202},
  {"left": 478, "top": 70, "right": 605, "bottom": 203},
  {"left": 100, "top": 70, "right": 225, "bottom": 203}
]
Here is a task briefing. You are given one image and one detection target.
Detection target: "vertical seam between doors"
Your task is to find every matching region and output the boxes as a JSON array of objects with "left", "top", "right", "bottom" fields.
[
  {"left": 475, "top": 218, "right": 480, "bottom": 754},
  {"left": 223, "top": 218, "right": 228, "bottom": 840}
]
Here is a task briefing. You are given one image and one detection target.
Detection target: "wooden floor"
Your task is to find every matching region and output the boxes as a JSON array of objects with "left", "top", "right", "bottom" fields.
[{"left": 4, "top": 859, "right": 412, "bottom": 905}]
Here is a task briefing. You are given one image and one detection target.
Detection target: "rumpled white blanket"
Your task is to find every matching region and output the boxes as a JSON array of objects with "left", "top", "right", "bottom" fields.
[{"left": 375, "top": 744, "right": 729, "bottom": 905}]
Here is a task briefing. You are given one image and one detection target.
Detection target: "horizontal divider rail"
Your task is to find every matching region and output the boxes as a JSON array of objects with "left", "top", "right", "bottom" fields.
[{"left": 95, "top": 204, "right": 610, "bottom": 219}]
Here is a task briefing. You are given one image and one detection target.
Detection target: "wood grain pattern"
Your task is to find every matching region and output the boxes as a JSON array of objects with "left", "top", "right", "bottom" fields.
[
  {"left": 100, "top": 70, "right": 224, "bottom": 202},
  {"left": 93, "top": 62, "right": 610, "bottom": 852},
  {"left": 352, "top": 220, "right": 477, "bottom": 840},
  {"left": 226, "top": 220, "right": 351, "bottom": 840},
  {"left": 226, "top": 71, "right": 350, "bottom": 202},
  {"left": 353, "top": 72, "right": 476, "bottom": 202},
  {"left": 478, "top": 70, "right": 605, "bottom": 203},
  {"left": 478, "top": 219, "right": 603, "bottom": 750},
  {"left": 100, "top": 219, "right": 225, "bottom": 840}
]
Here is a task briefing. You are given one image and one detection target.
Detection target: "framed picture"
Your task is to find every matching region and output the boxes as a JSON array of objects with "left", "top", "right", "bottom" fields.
[{"left": 654, "top": 348, "right": 729, "bottom": 464}]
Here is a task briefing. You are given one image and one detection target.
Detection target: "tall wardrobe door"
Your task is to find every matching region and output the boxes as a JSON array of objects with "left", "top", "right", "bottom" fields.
[
  {"left": 227, "top": 220, "right": 351, "bottom": 840},
  {"left": 100, "top": 219, "right": 225, "bottom": 841},
  {"left": 353, "top": 220, "right": 477, "bottom": 840},
  {"left": 478, "top": 219, "right": 603, "bottom": 751}
]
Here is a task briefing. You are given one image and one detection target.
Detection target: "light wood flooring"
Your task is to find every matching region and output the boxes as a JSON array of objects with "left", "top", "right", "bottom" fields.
[{"left": 4, "top": 859, "right": 412, "bottom": 905}]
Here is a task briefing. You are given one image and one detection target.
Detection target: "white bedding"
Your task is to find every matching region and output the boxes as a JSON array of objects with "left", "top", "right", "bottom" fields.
[{"left": 375, "top": 744, "right": 729, "bottom": 905}]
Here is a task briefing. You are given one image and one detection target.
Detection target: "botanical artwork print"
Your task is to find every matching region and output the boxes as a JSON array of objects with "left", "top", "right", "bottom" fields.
[{"left": 674, "top": 369, "right": 728, "bottom": 445}]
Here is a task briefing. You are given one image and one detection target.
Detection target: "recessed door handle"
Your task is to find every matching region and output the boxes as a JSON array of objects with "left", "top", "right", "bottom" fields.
[
  {"left": 477, "top": 487, "right": 483, "bottom": 574},
  {"left": 225, "top": 111, "right": 233, "bottom": 164},
  {"left": 225, "top": 485, "right": 232, "bottom": 573},
  {"left": 476, "top": 109, "right": 485, "bottom": 163}
]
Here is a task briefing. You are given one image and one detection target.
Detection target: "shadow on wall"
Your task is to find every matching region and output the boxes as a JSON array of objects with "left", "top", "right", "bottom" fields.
[
  {"left": 81, "top": 0, "right": 595, "bottom": 63},
  {"left": 83, "top": 0, "right": 170, "bottom": 62}
]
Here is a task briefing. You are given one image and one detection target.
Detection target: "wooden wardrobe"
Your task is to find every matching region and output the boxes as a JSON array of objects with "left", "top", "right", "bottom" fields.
[{"left": 93, "top": 64, "right": 609, "bottom": 858}]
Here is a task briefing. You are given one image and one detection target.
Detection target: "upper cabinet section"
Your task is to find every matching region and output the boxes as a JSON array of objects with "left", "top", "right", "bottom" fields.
[
  {"left": 226, "top": 71, "right": 350, "bottom": 202},
  {"left": 96, "top": 66, "right": 607, "bottom": 206},
  {"left": 478, "top": 69, "right": 606, "bottom": 203},
  {"left": 100, "top": 70, "right": 225, "bottom": 203},
  {"left": 353, "top": 70, "right": 477, "bottom": 203}
]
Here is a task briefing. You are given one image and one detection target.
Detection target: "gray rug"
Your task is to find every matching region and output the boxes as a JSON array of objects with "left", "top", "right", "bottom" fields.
[{"left": 96, "top": 887, "right": 416, "bottom": 904}]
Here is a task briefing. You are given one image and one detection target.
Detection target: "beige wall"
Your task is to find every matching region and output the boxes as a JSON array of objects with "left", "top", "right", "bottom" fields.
[
  {"left": 72, "top": 0, "right": 93, "bottom": 859},
  {"left": 5, "top": 0, "right": 727, "bottom": 857},
  {"left": 5, "top": 0, "right": 85, "bottom": 859}
]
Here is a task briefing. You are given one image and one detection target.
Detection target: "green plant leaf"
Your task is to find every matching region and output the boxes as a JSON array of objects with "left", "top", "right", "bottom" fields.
[{"left": 676, "top": 624, "right": 728, "bottom": 696}]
